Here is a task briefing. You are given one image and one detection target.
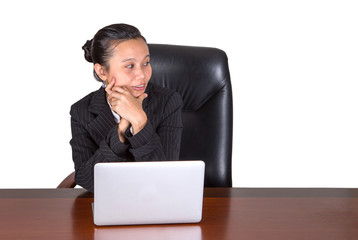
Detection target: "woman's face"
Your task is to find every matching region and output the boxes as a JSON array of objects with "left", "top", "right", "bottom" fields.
[{"left": 98, "top": 38, "right": 152, "bottom": 98}]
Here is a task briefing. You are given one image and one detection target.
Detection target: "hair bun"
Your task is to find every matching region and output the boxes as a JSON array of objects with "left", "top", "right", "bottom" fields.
[{"left": 82, "top": 39, "right": 93, "bottom": 63}]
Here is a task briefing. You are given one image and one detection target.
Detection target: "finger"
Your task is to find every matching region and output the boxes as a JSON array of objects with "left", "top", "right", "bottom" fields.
[
  {"left": 105, "top": 78, "right": 115, "bottom": 94},
  {"left": 119, "top": 118, "right": 130, "bottom": 126},
  {"left": 111, "top": 86, "right": 129, "bottom": 95},
  {"left": 138, "top": 93, "right": 148, "bottom": 102}
]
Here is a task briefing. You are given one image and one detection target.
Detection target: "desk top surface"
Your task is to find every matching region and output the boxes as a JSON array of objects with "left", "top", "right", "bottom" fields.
[{"left": 0, "top": 188, "right": 357, "bottom": 240}]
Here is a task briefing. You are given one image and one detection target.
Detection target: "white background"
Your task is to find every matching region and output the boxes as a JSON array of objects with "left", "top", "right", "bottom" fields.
[{"left": 0, "top": 0, "right": 357, "bottom": 188}]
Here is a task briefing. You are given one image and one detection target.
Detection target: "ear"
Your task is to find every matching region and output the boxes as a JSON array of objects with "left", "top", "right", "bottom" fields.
[{"left": 94, "top": 63, "right": 108, "bottom": 82}]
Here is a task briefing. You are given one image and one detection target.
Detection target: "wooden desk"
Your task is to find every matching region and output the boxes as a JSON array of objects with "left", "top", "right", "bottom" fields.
[{"left": 0, "top": 188, "right": 357, "bottom": 240}]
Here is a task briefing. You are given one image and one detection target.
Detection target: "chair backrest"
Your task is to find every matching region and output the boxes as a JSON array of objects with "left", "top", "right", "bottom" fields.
[
  {"left": 58, "top": 44, "right": 233, "bottom": 188},
  {"left": 149, "top": 44, "right": 233, "bottom": 187}
]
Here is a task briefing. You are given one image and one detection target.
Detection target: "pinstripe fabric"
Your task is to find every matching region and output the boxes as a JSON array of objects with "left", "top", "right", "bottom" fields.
[{"left": 70, "top": 82, "right": 183, "bottom": 192}]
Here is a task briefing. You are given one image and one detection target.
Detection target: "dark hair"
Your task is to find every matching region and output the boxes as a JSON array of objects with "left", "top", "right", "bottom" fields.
[{"left": 82, "top": 23, "right": 146, "bottom": 82}]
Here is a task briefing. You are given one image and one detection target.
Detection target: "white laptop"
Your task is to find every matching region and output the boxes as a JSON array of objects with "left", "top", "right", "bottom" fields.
[{"left": 93, "top": 160, "right": 205, "bottom": 226}]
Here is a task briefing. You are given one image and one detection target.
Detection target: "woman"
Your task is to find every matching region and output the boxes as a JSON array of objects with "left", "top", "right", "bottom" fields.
[{"left": 70, "top": 23, "right": 183, "bottom": 192}]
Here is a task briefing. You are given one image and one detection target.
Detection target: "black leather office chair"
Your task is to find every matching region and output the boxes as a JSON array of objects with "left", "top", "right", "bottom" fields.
[{"left": 58, "top": 44, "right": 233, "bottom": 188}]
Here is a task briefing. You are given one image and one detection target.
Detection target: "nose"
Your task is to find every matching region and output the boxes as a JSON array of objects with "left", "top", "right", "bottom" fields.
[{"left": 135, "top": 66, "right": 146, "bottom": 80}]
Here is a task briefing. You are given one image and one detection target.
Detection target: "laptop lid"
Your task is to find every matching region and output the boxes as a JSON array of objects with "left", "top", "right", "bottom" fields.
[{"left": 93, "top": 160, "right": 205, "bottom": 226}]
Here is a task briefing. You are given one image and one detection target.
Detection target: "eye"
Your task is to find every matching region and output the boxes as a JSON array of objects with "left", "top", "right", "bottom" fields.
[
  {"left": 143, "top": 61, "right": 150, "bottom": 66},
  {"left": 125, "top": 64, "right": 134, "bottom": 69}
]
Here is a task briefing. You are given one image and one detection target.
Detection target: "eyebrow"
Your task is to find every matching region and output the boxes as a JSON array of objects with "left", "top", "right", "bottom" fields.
[{"left": 121, "top": 54, "right": 150, "bottom": 63}]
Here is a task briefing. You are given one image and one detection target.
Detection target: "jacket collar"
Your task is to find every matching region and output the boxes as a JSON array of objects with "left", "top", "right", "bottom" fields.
[
  {"left": 87, "top": 87, "right": 116, "bottom": 144},
  {"left": 88, "top": 87, "right": 108, "bottom": 114}
]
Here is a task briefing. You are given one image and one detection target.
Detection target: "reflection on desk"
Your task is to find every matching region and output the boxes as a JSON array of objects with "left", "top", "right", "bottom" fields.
[{"left": 95, "top": 225, "right": 201, "bottom": 240}]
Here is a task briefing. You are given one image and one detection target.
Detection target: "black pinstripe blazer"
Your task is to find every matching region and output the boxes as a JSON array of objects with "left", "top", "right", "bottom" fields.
[{"left": 70, "top": 82, "right": 183, "bottom": 192}]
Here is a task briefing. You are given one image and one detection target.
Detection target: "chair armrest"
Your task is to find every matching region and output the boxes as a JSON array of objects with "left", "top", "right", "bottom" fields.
[{"left": 57, "top": 171, "right": 76, "bottom": 188}]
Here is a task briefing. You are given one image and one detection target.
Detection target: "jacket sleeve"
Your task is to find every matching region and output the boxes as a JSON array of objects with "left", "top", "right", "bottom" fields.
[
  {"left": 70, "top": 108, "right": 132, "bottom": 192},
  {"left": 125, "top": 92, "right": 183, "bottom": 161}
]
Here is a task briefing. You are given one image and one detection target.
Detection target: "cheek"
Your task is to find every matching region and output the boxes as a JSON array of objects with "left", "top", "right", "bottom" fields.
[
  {"left": 113, "top": 72, "right": 132, "bottom": 87},
  {"left": 145, "top": 67, "right": 152, "bottom": 81}
]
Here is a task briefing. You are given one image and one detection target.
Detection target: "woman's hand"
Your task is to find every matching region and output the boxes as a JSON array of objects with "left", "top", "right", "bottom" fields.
[
  {"left": 117, "top": 118, "right": 130, "bottom": 143},
  {"left": 105, "top": 79, "right": 148, "bottom": 136}
]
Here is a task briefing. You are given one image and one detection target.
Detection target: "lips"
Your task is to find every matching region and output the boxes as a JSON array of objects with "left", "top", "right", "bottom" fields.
[{"left": 132, "top": 84, "right": 146, "bottom": 91}]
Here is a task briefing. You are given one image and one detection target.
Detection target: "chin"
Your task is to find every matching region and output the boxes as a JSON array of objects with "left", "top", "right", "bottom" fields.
[{"left": 132, "top": 91, "right": 145, "bottom": 98}]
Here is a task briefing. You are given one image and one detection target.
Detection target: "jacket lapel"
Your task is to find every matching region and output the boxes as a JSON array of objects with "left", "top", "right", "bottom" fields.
[{"left": 87, "top": 87, "right": 116, "bottom": 145}]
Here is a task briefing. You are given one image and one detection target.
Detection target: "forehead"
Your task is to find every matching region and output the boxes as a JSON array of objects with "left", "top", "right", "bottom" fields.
[{"left": 111, "top": 38, "right": 149, "bottom": 61}]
